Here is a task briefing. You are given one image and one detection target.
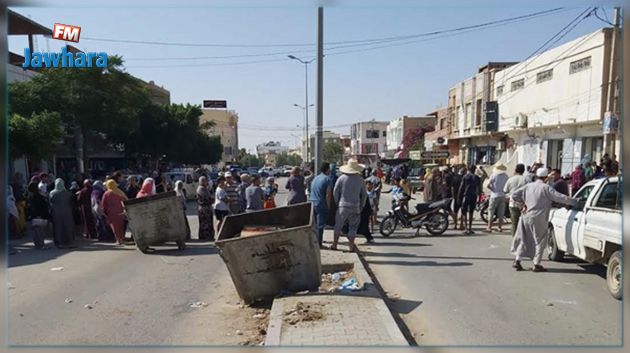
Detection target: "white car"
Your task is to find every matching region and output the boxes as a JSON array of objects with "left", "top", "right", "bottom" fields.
[
  {"left": 547, "top": 176, "right": 622, "bottom": 299},
  {"left": 162, "top": 172, "right": 198, "bottom": 201}
]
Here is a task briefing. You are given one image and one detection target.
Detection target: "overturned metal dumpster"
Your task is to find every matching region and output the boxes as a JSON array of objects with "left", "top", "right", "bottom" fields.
[
  {"left": 215, "top": 202, "right": 321, "bottom": 304},
  {"left": 123, "top": 191, "right": 187, "bottom": 253}
]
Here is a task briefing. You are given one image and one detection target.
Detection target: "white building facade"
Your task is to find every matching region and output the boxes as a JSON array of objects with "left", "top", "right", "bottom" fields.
[
  {"left": 385, "top": 115, "right": 436, "bottom": 158},
  {"left": 496, "top": 28, "right": 617, "bottom": 175},
  {"left": 350, "top": 121, "right": 388, "bottom": 166}
]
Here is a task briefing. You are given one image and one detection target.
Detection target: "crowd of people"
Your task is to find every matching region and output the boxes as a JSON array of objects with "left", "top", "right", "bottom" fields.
[{"left": 7, "top": 153, "right": 619, "bottom": 254}]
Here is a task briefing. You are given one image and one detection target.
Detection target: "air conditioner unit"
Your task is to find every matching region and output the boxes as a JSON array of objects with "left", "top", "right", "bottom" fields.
[{"left": 514, "top": 113, "right": 528, "bottom": 128}]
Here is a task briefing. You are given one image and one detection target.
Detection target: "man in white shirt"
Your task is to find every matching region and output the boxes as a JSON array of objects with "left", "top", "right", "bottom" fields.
[
  {"left": 486, "top": 164, "right": 509, "bottom": 232},
  {"left": 504, "top": 164, "right": 528, "bottom": 236}
]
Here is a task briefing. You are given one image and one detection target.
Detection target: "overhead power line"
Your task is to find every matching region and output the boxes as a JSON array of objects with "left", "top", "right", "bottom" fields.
[{"left": 124, "top": 7, "right": 571, "bottom": 68}]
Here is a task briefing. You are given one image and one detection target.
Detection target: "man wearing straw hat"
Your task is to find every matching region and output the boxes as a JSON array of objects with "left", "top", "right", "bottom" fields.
[
  {"left": 486, "top": 163, "right": 509, "bottom": 232},
  {"left": 331, "top": 158, "right": 367, "bottom": 252}
]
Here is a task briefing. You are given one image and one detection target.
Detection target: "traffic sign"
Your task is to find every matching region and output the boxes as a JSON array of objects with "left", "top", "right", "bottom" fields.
[{"left": 420, "top": 151, "right": 450, "bottom": 159}]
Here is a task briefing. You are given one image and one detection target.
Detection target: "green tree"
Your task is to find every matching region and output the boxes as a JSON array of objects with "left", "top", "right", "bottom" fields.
[
  {"left": 8, "top": 111, "right": 64, "bottom": 161},
  {"left": 240, "top": 153, "right": 262, "bottom": 168},
  {"left": 9, "top": 55, "right": 151, "bottom": 172},
  {"left": 322, "top": 141, "right": 345, "bottom": 164}
]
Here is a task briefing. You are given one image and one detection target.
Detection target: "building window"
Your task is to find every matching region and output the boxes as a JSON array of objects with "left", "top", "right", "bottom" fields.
[
  {"left": 439, "top": 118, "right": 446, "bottom": 130},
  {"left": 351, "top": 125, "right": 357, "bottom": 139},
  {"left": 475, "top": 99, "right": 482, "bottom": 126},
  {"left": 546, "top": 139, "right": 564, "bottom": 170},
  {"left": 224, "top": 146, "right": 233, "bottom": 155},
  {"left": 496, "top": 85, "right": 504, "bottom": 97},
  {"left": 511, "top": 79, "right": 524, "bottom": 91},
  {"left": 366, "top": 129, "right": 379, "bottom": 139},
  {"left": 464, "top": 103, "right": 472, "bottom": 129},
  {"left": 536, "top": 69, "right": 553, "bottom": 83},
  {"left": 361, "top": 143, "right": 378, "bottom": 154},
  {"left": 382, "top": 130, "right": 386, "bottom": 137},
  {"left": 570, "top": 56, "right": 591, "bottom": 74}
]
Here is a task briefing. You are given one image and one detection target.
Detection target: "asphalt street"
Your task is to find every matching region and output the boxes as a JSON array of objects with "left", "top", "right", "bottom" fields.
[
  {"left": 7, "top": 177, "right": 623, "bottom": 346},
  {"left": 361, "top": 190, "right": 622, "bottom": 345},
  {"left": 8, "top": 190, "right": 273, "bottom": 345}
]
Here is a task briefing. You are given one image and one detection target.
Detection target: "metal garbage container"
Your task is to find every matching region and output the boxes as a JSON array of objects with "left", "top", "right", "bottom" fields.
[
  {"left": 123, "top": 191, "right": 187, "bottom": 253},
  {"left": 215, "top": 202, "right": 321, "bottom": 304}
]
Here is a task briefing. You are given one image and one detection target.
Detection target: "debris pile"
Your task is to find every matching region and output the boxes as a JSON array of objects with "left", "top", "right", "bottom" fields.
[
  {"left": 283, "top": 301, "right": 326, "bottom": 325},
  {"left": 319, "top": 270, "right": 362, "bottom": 293}
]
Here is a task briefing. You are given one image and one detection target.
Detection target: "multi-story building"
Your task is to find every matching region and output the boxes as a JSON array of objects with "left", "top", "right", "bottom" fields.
[
  {"left": 256, "top": 141, "right": 289, "bottom": 166},
  {"left": 447, "top": 62, "right": 517, "bottom": 166},
  {"left": 496, "top": 28, "right": 619, "bottom": 175},
  {"left": 349, "top": 120, "right": 388, "bottom": 166},
  {"left": 423, "top": 108, "right": 454, "bottom": 161},
  {"left": 385, "top": 115, "right": 436, "bottom": 158},
  {"left": 139, "top": 79, "right": 171, "bottom": 105},
  {"left": 200, "top": 109, "right": 239, "bottom": 164}
]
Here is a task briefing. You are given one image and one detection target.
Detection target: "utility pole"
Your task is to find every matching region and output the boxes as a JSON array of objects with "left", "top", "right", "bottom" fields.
[
  {"left": 604, "top": 7, "right": 620, "bottom": 157},
  {"left": 604, "top": 7, "right": 620, "bottom": 156},
  {"left": 315, "top": 7, "right": 324, "bottom": 173}
]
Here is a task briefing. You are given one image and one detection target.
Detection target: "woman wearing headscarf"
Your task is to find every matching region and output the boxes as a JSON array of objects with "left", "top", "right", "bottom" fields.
[
  {"left": 101, "top": 179, "right": 128, "bottom": 245},
  {"left": 69, "top": 181, "right": 82, "bottom": 238},
  {"left": 125, "top": 175, "right": 140, "bottom": 199},
  {"left": 26, "top": 182, "right": 49, "bottom": 248},
  {"left": 49, "top": 178, "right": 75, "bottom": 248},
  {"left": 91, "top": 181, "right": 114, "bottom": 242},
  {"left": 8, "top": 186, "right": 20, "bottom": 239},
  {"left": 285, "top": 167, "right": 307, "bottom": 205},
  {"left": 77, "top": 180, "right": 97, "bottom": 239},
  {"left": 174, "top": 180, "right": 191, "bottom": 240},
  {"left": 136, "top": 178, "right": 155, "bottom": 198},
  {"left": 196, "top": 176, "right": 215, "bottom": 241}
]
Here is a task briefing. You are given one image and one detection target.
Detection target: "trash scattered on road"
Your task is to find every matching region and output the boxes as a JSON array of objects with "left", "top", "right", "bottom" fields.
[
  {"left": 7, "top": 282, "right": 15, "bottom": 290},
  {"left": 489, "top": 244, "right": 499, "bottom": 249},
  {"left": 546, "top": 303, "right": 554, "bottom": 306},
  {"left": 253, "top": 313, "right": 267, "bottom": 319},
  {"left": 296, "top": 290, "right": 310, "bottom": 295},
  {"left": 331, "top": 271, "right": 347, "bottom": 282},
  {"left": 19, "top": 313, "right": 24, "bottom": 317},
  {"left": 284, "top": 301, "right": 326, "bottom": 325},
  {"left": 64, "top": 298, "right": 73, "bottom": 304},
  {"left": 50, "top": 267, "right": 64, "bottom": 271},
  {"left": 236, "top": 330, "right": 243, "bottom": 335},
  {"left": 84, "top": 304, "right": 93, "bottom": 309},
  {"left": 189, "top": 301, "right": 209, "bottom": 308},
  {"left": 548, "top": 299, "right": 577, "bottom": 305},
  {"left": 320, "top": 270, "right": 358, "bottom": 293},
  {"left": 339, "top": 277, "right": 361, "bottom": 292}
]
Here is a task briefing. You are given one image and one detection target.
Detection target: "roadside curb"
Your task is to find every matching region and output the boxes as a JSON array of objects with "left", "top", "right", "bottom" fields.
[{"left": 264, "top": 248, "right": 408, "bottom": 346}]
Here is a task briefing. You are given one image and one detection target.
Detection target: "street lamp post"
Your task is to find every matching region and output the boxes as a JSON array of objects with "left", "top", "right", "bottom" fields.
[
  {"left": 294, "top": 104, "right": 313, "bottom": 162},
  {"left": 288, "top": 55, "right": 315, "bottom": 163}
]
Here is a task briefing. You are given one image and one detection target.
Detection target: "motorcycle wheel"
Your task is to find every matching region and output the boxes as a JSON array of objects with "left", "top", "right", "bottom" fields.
[
  {"left": 480, "top": 202, "right": 511, "bottom": 224},
  {"left": 379, "top": 215, "right": 397, "bottom": 237},
  {"left": 480, "top": 202, "right": 490, "bottom": 223},
  {"left": 425, "top": 212, "right": 449, "bottom": 236}
]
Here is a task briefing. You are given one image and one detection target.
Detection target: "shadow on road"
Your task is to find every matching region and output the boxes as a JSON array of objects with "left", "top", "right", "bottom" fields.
[
  {"left": 365, "top": 241, "right": 433, "bottom": 248},
  {"left": 387, "top": 298, "right": 423, "bottom": 315},
  {"left": 368, "top": 260, "right": 473, "bottom": 267},
  {"left": 8, "top": 237, "right": 217, "bottom": 268},
  {"left": 141, "top": 243, "right": 219, "bottom": 256}
]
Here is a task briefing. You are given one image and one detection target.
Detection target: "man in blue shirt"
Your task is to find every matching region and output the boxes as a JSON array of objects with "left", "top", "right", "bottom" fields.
[{"left": 309, "top": 162, "right": 333, "bottom": 248}]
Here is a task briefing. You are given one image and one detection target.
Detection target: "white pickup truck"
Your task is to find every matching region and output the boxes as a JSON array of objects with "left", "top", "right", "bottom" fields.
[{"left": 547, "top": 176, "right": 622, "bottom": 299}]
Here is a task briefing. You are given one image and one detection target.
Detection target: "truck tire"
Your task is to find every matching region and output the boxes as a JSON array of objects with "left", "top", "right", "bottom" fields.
[
  {"left": 547, "top": 226, "right": 564, "bottom": 261},
  {"left": 607, "top": 250, "right": 622, "bottom": 300}
]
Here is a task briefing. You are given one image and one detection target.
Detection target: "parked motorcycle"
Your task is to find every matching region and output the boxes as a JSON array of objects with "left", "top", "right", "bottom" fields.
[
  {"left": 379, "top": 194, "right": 451, "bottom": 237},
  {"left": 478, "top": 193, "right": 512, "bottom": 223}
]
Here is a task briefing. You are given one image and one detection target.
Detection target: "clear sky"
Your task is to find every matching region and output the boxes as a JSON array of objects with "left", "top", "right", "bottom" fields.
[{"left": 8, "top": 0, "right": 618, "bottom": 152}]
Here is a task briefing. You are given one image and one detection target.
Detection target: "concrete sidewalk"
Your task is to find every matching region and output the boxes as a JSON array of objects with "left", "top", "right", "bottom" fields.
[{"left": 264, "top": 230, "right": 408, "bottom": 346}]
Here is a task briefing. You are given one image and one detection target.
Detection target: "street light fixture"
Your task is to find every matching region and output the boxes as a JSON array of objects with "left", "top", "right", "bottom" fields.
[{"left": 288, "top": 55, "right": 316, "bottom": 163}]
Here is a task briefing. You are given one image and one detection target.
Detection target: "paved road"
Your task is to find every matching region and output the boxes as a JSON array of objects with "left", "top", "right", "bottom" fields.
[
  {"left": 8, "top": 192, "right": 274, "bottom": 345},
  {"left": 360, "top": 191, "right": 622, "bottom": 345}
]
